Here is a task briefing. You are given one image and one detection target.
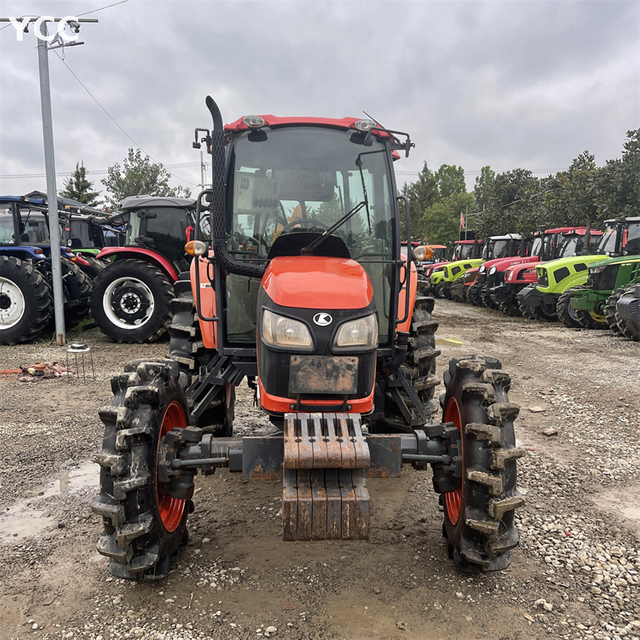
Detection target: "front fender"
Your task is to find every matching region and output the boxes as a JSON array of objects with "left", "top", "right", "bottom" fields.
[{"left": 96, "top": 247, "right": 179, "bottom": 282}]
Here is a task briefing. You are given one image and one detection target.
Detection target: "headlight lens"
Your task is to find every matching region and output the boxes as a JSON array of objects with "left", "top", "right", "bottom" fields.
[
  {"left": 488, "top": 266, "right": 497, "bottom": 275},
  {"left": 334, "top": 314, "right": 378, "bottom": 348},
  {"left": 412, "top": 246, "right": 427, "bottom": 262},
  {"left": 262, "top": 309, "right": 313, "bottom": 348},
  {"left": 479, "top": 264, "right": 486, "bottom": 273}
]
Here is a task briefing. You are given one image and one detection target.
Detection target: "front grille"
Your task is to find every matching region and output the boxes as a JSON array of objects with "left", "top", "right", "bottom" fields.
[{"left": 591, "top": 265, "right": 619, "bottom": 291}]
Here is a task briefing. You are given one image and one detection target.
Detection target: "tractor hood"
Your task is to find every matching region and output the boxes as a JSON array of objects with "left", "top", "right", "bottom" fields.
[
  {"left": 480, "top": 255, "right": 539, "bottom": 273},
  {"left": 261, "top": 256, "right": 373, "bottom": 310}
]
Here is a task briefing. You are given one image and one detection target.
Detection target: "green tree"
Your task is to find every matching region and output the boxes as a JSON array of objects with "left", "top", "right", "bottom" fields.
[
  {"left": 434, "top": 164, "right": 466, "bottom": 200},
  {"left": 473, "top": 166, "right": 495, "bottom": 215},
  {"left": 418, "top": 192, "right": 475, "bottom": 244},
  {"left": 59, "top": 161, "right": 101, "bottom": 206},
  {"left": 102, "top": 148, "right": 191, "bottom": 208},
  {"left": 401, "top": 161, "right": 438, "bottom": 238}
]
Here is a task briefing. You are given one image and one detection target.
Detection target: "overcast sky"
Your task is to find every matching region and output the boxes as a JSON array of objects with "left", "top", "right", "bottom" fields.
[{"left": 0, "top": 0, "right": 638, "bottom": 203}]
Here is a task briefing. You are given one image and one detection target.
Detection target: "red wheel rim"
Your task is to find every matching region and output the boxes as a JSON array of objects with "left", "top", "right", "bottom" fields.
[
  {"left": 157, "top": 400, "right": 187, "bottom": 532},
  {"left": 444, "top": 396, "right": 463, "bottom": 526}
]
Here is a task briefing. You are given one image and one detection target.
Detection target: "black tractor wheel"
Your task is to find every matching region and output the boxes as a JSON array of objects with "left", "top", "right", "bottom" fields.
[
  {"left": 556, "top": 287, "right": 583, "bottom": 328},
  {"left": 0, "top": 255, "right": 52, "bottom": 345},
  {"left": 61, "top": 257, "right": 92, "bottom": 329},
  {"left": 91, "top": 259, "right": 174, "bottom": 343},
  {"left": 498, "top": 298, "right": 521, "bottom": 317},
  {"left": 451, "top": 284, "right": 466, "bottom": 303},
  {"left": 168, "top": 272, "right": 235, "bottom": 435},
  {"left": 467, "top": 282, "right": 482, "bottom": 306},
  {"left": 373, "top": 296, "right": 440, "bottom": 432},
  {"left": 442, "top": 355, "right": 524, "bottom": 571},
  {"left": 616, "top": 286, "right": 640, "bottom": 341},
  {"left": 604, "top": 289, "right": 623, "bottom": 335},
  {"left": 92, "top": 359, "right": 191, "bottom": 580},
  {"left": 434, "top": 283, "right": 446, "bottom": 299},
  {"left": 80, "top": 255, "right": 107, "bottom": 279},
  {"left": 480, "top": 285, "right": 499, "bottom": 310}
]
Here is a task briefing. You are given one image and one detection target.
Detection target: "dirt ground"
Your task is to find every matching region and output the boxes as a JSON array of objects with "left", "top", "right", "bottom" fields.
[{"left": 0, "top": 300, "right": 638, "bottom": 640}]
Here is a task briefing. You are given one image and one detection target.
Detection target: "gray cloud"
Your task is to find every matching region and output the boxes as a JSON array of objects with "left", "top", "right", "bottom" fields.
[{"left": 0, "top": 0, "right": 637, "bottom": 199}]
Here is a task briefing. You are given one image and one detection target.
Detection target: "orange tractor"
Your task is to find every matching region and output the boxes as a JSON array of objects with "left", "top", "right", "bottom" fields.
[{"left": 92, "top": 98, "right": 524, "bottom": 580}]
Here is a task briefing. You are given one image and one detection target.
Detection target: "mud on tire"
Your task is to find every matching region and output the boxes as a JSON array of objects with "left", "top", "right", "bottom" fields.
[
  {"left": 605, "top": 288, "right": 623, "bottom": 335},
  {"left": 556, "top": 287, "right": 583, "bottom": 328},
  {"left": 61, "top": 257, "right": 92, "bottom": 329},
  {"left": 442, "top": 355, "right": 525, "bottom": 571},
  {"left": 92, "top": 359, "right": 191, "bottom": 580},
  {"left": 615, "top": 285, "right": 640, "bottom": 341},
  {"left": 167, "top": 272, "right": 235, "bottom": 435}
]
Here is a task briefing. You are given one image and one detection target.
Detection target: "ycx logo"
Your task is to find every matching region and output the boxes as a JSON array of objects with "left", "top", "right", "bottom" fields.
[{"left": 8, "top": 16, "right": 79, "bottom": 42}]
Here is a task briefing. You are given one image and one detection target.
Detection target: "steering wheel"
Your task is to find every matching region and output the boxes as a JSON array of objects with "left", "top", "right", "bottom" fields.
[{"left": 281, "top": 218, "right": 329, "bottom": 234}]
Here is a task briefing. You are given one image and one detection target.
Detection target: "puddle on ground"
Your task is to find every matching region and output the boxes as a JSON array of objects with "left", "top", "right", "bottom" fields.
[
  {"left": 0, "top": 461, "right": 99, "bottom": 541},
  {"left": 593, "top": 485, "right": 640, "bottom": 536}
]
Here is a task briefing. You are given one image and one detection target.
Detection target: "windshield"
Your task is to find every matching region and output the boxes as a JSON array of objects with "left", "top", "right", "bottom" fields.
[
  {"left": 225, "top": 126, "right": 395, "bottom": 345},
  {"left": 597, "top": 226, "right": 618, "bottom": 255},
  {"left": 0, "top": 206, "right": 14, "bottom": 245},
  {"left": 531, "top": 236, "right": 542, "bottom": 256},
  {"left": 559, "top": 235, "right": 583, "bottom": 257},
  {"left": 483, "top": 239, "right": 512, "bottom": 260},
  {"left": 623, "top": 222, "right": 640, "bottom": 255},
  {"left": 454, "top": 243, "right": 475, "bottom": 260},
  {"left": 19, "top": 211, "right": 49, "bottom": 244}
]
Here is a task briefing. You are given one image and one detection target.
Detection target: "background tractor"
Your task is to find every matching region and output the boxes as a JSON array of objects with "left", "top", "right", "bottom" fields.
[
  {"left": 92, "top": 98, "right": 525, "bottom": 581},
  {"left": 0, "top": 195, "right": 92, "bottom": 344},
  {"left": 516, "top": 218, "right": 631, "bottom": 326},
  {"left": 90, "top": 196, "right": 197, "bottom": 344}
]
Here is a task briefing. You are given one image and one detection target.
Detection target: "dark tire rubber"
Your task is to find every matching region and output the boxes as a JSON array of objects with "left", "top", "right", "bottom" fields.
[
  {"left": 605, "top": 289, "right": 623, "bottom": 335},
  {"left": 91, "top": 259, "right": 174, "bottom": 343},
  {"left": 434, "top": 283, "right": 446, "bottom": 299},
  {"left": 556, "top": 286, "right": 583, "bottom": 328},
  {"left": 61, "top": 257, "right": 92, "bottom": 329},
  {"left": 373, "top": 296, "right": 440, "bottom": 432},
  {"left": 615, "top": 286, "right": 640, "bottom": 341},
  {"left": 0, "top": 255, "right": 52, "bottom": 345},
  {"left": 442, "top": 355, "right": 524, "bottom": 571},
  {"left": 467, "top": 282, "right": 482, "bottom": 306},
  {"left": 480, "top": 285, "right": 499, "bottom": 310},
  {"left": 167, "top": 272, "right": 235, "bottom": 435},
  {"left": 498, "top": 299, "right": 521, "bottom": 317},
  {"left": 92, "top": 359, "right": 191, "bottom": 580},
  {"left": 79, "top": 255, "right": 107, "bottom": 279}
]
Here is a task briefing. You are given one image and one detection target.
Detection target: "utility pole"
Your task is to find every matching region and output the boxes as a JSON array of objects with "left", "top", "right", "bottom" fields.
[{"left": 1, "top": 16, "right": 98, "bottom": 345}]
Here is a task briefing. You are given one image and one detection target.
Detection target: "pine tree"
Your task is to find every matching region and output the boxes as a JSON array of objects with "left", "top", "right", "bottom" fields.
[{"left": 59, "top": 161, "right": 101, "bottom": 206}]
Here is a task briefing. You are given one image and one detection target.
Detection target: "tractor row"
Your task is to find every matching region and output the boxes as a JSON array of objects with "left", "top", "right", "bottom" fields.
[
  {"left": 0, "top": 194, "right": 204, "bottom": 346},
  {"left": 418, "top": 218, "right": 640, "bottom": 342}
]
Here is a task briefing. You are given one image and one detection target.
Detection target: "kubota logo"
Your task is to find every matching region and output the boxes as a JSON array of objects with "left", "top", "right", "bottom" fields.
[{"left": 313, "top": 313, "right": 333, "bottom": 327}]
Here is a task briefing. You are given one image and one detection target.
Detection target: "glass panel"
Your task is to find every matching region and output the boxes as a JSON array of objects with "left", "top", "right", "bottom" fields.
[
  {"left": 0, "top": 207, "right": 14, "bottom": 245},
  {"left": 144, "top": 208, "right": 190, "bottom": 271},
  {"left": 226, "top": 128, "right": 395, "bottom": 345}
]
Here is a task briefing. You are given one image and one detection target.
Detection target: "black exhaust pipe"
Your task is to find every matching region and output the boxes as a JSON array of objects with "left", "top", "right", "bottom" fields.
[{"left": 206, "top": 96, "right": 265, "bottom": 279}]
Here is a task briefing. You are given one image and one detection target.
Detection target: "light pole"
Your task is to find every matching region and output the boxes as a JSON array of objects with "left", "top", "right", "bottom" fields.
[{"left": 1, "top": 16, "right": 98, "bottom": 344}]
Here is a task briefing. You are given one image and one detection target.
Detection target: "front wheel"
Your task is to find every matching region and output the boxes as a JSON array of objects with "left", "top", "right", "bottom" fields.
[
  {"left": 92, "top": 359, "right": 191, "bottom": 580},
  {"left": 91, "top": 259, "right": 174, "bottom": 343},
  {"left": 442, "top": 355, "right": 524, "bottom": 571},
  {"left": 556, "top": 287, "right": 583, "bottom": 328}
]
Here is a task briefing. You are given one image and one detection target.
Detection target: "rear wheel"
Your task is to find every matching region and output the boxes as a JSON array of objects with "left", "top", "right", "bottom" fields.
[
  {"left": 91, "top": 259, "right": 174, "bottom": 343},
  {"left": 556, "top": 287, "right": 583, "bottom": 328},
  {"left": 442, "top": 355, "right": 524, "bottom": 571},
  {"left": 168, "top": 272, "right": 235, "bottom": 435},
  {"left": 0, "top": 255, "right": 52, "bottom": 345},
  {"left": 498, "top": 298, "right": 521, "bottom": 317},
  {"left": 92, "top": 359, "right": 191, "bottom": 580},
  {"left": 480, "top": 285, "right": 499, "bottom": 309}
]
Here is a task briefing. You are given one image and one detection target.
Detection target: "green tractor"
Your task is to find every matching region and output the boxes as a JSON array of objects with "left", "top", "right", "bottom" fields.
[
  {"left": 517, "top": 218, "right": 636, "bottom": 326},
  {"left": 431, "top": 258, "right": 483, "bottom": 299},
  {"left": 570, "top": 255, "right": 640, "bottom": 330}
]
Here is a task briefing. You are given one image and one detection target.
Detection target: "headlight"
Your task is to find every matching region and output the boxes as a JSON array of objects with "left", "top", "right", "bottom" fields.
[
  {"left": 479, "top": 265, "right": 486, "bottom": 273},
  {"left": 488, "top": 266, "right": 497, "bottom": 275},
  {"left": 334, "top": 314, "right": 378, "bottom": 349},
  {"left": 262, "top": 309, "right": 313, "bottom": 348},
  {"left": 412, "top": 246, "right": 426, "bottom": 262}
]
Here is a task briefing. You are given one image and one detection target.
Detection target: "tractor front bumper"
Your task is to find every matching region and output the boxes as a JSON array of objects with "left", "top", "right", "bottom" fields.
[{"left": 516, "top": 283, "right": 542, "bottom": 310}]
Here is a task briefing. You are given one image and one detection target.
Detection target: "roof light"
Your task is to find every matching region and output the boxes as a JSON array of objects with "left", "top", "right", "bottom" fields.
[
  {"left": 242, "top": 115, "right": 265, "bottom": 129},
  {"left": 354, "top": 119, "right": 375, "bottom": 132}
]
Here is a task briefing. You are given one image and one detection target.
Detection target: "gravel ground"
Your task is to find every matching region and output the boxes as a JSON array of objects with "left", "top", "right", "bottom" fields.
[{"left": 0, "top": 301, "right": 638, "bottom": 640}]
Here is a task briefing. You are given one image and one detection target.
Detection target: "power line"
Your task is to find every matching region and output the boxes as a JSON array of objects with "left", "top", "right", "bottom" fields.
[
  {"left": 0, "top": 162, "right": 208, "bottom": 180},
  {"left": 51, "top": 50, "right": 199, "bottom": 188}
]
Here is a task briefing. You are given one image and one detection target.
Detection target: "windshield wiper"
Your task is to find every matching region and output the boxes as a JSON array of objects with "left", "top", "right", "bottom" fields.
[{"left": 301, "top": 200, "right": 367, "bottom": 255}]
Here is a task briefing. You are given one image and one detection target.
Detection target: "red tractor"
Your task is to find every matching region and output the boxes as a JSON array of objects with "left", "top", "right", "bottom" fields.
[
  {"left": 92, "top": 98, "right": 524, "bottom": 580},
  {"left": 90, "top": 196, "right": 197, "bottom": 343}
]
